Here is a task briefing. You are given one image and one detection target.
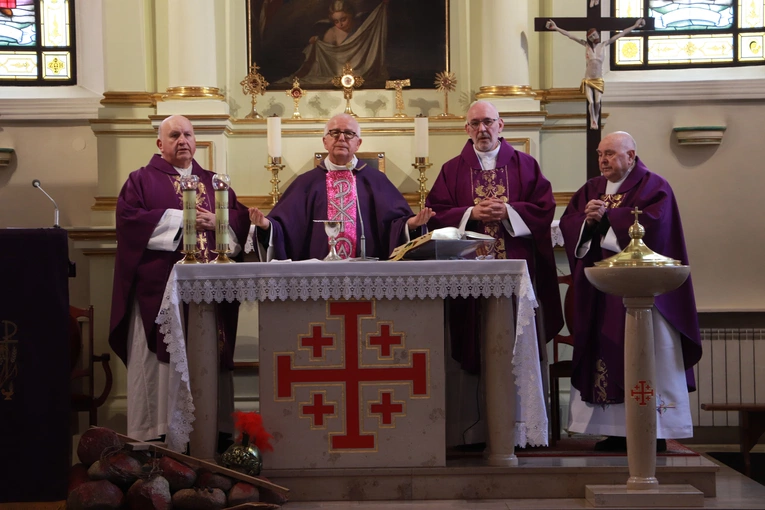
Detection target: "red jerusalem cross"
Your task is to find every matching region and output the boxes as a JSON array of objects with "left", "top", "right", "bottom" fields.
[
  {"left": 300, "top": 324, "right": 334, "bottom": 358},
  {"left": 631, "top": 380, "right": 655, "bottom": 406},
  {"left": 276, "top": 301, "right": 428, "bottom": 450},
  {"left": 302, "top": 392, "right": 335, "bottom": 427},
  {"left": 370, "top": 391, "right": 404, "bottom": 426},
  {"left": 369, "top": 323, "right": 402, "bottom": 357}
]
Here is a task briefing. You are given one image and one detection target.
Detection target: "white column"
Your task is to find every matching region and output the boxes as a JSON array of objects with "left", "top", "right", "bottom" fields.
[
  {"left": 480, "top": 0, "right": 529, "bottom": 89},
  {"left": 167, "top": 0, "right": 218, "bottom": 90}
]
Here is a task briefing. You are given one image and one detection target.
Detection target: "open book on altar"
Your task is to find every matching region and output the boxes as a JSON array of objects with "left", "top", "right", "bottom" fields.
[{"left": 389, "top": 227, "right": 496, "bottom": 261}]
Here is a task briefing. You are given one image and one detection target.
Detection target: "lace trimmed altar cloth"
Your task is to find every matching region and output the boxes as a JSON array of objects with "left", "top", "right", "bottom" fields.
[{"left": 156, "top": 259, "right": 546, "bottom": 453}]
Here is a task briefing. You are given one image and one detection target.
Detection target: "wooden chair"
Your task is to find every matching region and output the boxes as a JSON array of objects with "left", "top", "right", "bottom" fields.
[
  {"left": 549, "top": 274, "right": 575, "bottom": 446},
  {"left": 70, "top": 305, "right": 113, "bottom": 427},
  {"left": 314, "top": 151, "right": 386, "bottom": 173}
]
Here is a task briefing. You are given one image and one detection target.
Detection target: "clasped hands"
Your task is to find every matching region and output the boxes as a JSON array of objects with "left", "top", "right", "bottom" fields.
[
  {"left": 470, "top": 198, "right": 508, "bottom": 223},
  {"left": 585, "top": 199, "right": 607, "bottom": 226},
  {"left": 195, "top": 206, "right": 216, "bottom": 231}
]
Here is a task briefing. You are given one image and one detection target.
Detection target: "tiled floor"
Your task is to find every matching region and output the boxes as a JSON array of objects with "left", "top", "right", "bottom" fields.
[{"left": 282, "top": 446, "right": 765, "bottom": 509}]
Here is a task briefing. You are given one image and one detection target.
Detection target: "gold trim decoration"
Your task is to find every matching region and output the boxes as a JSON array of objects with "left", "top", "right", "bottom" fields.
[
  {"left": 92, "top": 196, "right": 117, "bottom": 212},
  {"left": 536, "top": 88, "right": 586, "bottom": 103},
  {"left": 476, "top": 85, "right": 536, "bottom": 99},
  {"left": 161, "top": 86, "right": 225, "bottom": 100},
  {"left": 100, "top": 91, "right": 159, "bottom": 107},
  {"left": 554, "top": 192, "right": 574, "bottom": 206}
]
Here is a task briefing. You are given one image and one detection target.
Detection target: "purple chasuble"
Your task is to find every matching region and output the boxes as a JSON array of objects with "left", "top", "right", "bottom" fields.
[
  {"left": 425, "top": 139, "right": 564, "bottom": 373},
  {"left": 109, "top": 154, "right": 251, "bottom": 368},
  {"left": 558, "top": 157, "right": 702, "bottom": 405},
  {"left": 264, "top": 162, "right": 414, "bottom": 260}
]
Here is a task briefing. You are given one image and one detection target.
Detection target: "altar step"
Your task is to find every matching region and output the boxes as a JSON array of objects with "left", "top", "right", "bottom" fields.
[{"left": 263, "top": 454, "right": 718, "bottom": 502}]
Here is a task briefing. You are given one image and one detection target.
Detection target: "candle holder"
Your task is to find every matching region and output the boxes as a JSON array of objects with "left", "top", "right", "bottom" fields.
[
  {"left": 412, "top": 157, "right": 432, "bottom": 211},
  {"left": 211, "top": 173, "right": 234, "bottom": 264},
  {"left": 179, "top": 174, "right": 201, "bottom": 264},
  {"left": 265, "top": 156, "right": 285, "bottom": 206}
]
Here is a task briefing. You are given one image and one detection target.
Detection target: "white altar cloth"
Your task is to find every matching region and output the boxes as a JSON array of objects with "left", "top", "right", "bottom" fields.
[{"left": 156, "top": 259, "right": 546, "bottom": 454}]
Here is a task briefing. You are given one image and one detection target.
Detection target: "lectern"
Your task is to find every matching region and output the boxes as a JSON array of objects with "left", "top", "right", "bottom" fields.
[{"left": 0, "top": 228, "right": 71, "bottom": 504}]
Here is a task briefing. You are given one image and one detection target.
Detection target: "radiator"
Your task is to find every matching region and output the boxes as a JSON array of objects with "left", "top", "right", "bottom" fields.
[{"left": 692, "top": 328, "right": 765, "bottom": 427}]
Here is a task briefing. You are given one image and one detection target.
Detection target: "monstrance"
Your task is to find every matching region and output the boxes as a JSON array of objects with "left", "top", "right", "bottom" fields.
[
  {"left": 241, "top": 64, "right": 269, "bottom": 119},
  {"left": 434, "top": 70, "right": 458, "bottom": 118},
  {"left": 332, "top": 63, "right": 364, "bottom": 117},
  {"left": 286, "top": 78, "right": 307, "bottom": 119}
]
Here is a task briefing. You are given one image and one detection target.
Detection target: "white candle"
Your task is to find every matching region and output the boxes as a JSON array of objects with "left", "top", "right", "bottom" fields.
[
  {"left": 215, "top": 189, "right": 229, "bottom": 249},
  {"left": 180, "top": 175, "right": 199, "bottom": 254},
  {"left": 414, "top": 116, "right": 429, "bottom": 158},
  {"left": 267, "top": 116, "right": 282, "bottom": 158},
  {"left": 183, "top": 189, "right": 196, "bottom": 252}
]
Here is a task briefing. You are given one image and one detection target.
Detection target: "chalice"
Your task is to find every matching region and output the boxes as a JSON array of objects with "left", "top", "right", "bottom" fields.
[{"left": 314, "top": 219, "right": 345, "bottom": 261}]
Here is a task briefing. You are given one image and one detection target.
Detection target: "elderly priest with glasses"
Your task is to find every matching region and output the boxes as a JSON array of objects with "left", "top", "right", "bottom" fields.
[
  {"left": 425, "top": 100, "right": 563, "bottom": 447},
  {"left": 249, "top": 113, "right": 434, "bottom": 260}
]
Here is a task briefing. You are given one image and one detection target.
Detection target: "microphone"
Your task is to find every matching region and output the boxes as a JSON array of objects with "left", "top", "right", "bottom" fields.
[
  {"left": 347, "top": 161, "right": 377, "bottom": 261},
  {"left": 32, "top": 179, "right": 60, "bottom": 228}
]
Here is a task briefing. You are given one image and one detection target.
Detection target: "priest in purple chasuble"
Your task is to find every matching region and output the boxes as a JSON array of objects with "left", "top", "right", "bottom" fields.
[
  {"left": 424, "top": 100, "right": 563, "bottom": 446},
  {"left": 109, "top": 115, "right": 251, "bottom": 443},
  {"left": 248, "top": 113, "right": 434, "bottom": 260},
  {"left": 559, "top": 131, "right": 702, "bottom": 450}
]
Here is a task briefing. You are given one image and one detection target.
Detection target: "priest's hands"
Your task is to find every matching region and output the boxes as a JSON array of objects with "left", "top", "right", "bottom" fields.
[
  {"left": 407, "top": 207, "right": 435, "bottom": 230},
  {"left": 196, "top": 206, "right": 216, "bottom": 231},
  {"left": 585, "top": 199, "right": 607, "bottom": 226},
  {"left": 470, "top": 199, "right": 508, "bottom": 223},
  {"left": 248, "top": 207, "right": 271, "bottom": 229}
]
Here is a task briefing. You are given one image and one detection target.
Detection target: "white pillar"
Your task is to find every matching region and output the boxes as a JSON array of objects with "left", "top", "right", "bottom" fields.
[{"left": 158, "top": 0, "right": 228, "bottom": 115}]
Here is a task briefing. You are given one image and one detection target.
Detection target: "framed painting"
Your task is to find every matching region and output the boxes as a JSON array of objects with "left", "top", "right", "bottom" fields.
[{"left": 246, "top": 0, "right": 449, "bottom": 90}]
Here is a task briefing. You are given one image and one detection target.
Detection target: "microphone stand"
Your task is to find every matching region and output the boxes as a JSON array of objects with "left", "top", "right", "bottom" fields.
[{"left": 32, "top": 179, "right": 60, "bottom": 228}]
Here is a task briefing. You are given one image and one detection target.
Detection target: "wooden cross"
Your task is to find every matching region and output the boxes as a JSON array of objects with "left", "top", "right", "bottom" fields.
[
  {"left": 332, "top": 63, "right": 364, "bottom": 117},
  {"left": 385, "top": 79, "right": 411, "bottom": 118},
  {"left": 534, "top": 3, "right": 654, "bottom": 180}
]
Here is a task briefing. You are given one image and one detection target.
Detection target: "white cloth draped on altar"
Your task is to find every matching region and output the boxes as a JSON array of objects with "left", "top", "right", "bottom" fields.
[{"left": 156, "top": 259, "right": 547, "bottom": 453}]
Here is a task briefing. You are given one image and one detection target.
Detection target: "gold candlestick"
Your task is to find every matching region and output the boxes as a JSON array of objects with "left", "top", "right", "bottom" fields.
[
  {"left": 286, "top": 78, "right": 307, "bottom": 119},
  {"left": 332, "top": 63, "right": 364, "bottom": 117},
  {"left": 434, "top": 70, "right": 458, "bottom": 118},
  {"left": 241, "top": 63, "right": 269, "bottom": 119},
  {"left": 385, "top": 79, "right": 411, "bottom": 118},
  {"left": 412, "top": 157, "right": 433, "bottom": 211},
  {"left": 265, "top": 156, "right": 285, "bottom": 206},
  {"left": 179, "top": 174, "right": 200, "bottom": 264},
  {"left": 211, "top": 173, "right": 233, "bottom": 264}
]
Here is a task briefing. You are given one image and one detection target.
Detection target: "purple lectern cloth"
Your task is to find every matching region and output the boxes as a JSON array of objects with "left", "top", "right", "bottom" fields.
[
  {"left": 109, "top": 154, "right": 250, "bottom": 368},
  {"left": 265, "top": 162, "right": 414, "bottom": 260},
  {"left": 0, "top": 228, "right": 70, "bottom": 503},
  {"left": 559, "top": 157, "right": 702, "bottom": 405},
  {"left": 425, "top": 139, "right": 563, "bottom": 372}
]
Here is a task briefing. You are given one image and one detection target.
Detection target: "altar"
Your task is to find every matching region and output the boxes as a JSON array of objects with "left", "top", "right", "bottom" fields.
[{"left": 157, "top": 259, "right": 546, "bottom": 467}]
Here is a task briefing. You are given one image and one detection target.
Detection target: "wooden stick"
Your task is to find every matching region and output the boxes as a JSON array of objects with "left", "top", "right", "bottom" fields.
[
  {"left": 115, "top": 433, "right": 289, "bottom": 498},
  {"left": 226, "top": 504, "right": 281, "bottom": 510}
]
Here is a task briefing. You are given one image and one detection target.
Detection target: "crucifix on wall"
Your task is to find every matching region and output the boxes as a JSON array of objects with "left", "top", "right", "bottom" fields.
[{"left": 535, "top": 2, "right": 653, "bottom": 179}]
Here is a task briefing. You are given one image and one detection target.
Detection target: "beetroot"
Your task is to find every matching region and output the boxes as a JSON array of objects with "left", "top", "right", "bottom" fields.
[
  {"left": 158, "top": 455, "right": 197, "bottom": 491},
  {"left": 126, "top": 475, "right": 172, "bottom": 510}
]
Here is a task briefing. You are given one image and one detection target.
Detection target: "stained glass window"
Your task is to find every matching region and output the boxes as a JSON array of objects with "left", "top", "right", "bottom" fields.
[
  {"left": 0, "top": 0, "right": 76, "bottom": 85},
  {"left": 612, "top": 1, "right": 765, "bottom": 69}
]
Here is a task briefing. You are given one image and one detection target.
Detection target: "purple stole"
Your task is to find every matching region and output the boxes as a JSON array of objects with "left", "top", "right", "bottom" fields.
[
  {"left": 470, "top": 166, "right": 509, "bottom": 259},
  {"left": 169, "top": 174, "right": 215, "bottom": 262},
  {"left": 326, "top": 169, "right": 358, "bottom": 259}
]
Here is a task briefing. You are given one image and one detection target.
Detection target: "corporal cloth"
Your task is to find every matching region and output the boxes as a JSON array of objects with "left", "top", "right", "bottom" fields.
[
  {"left": 261, "top": 161, "right": 414, "bottom": 260},
  {"left": 559, "top": 157, "right": 702, "bottom": 438}
]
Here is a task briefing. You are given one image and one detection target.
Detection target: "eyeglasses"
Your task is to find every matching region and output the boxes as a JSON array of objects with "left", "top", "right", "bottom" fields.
[
  {"left": 325, "top": 129, "right": 358, "bottom": 140},
  {"left": 467, "top": 118, "right": 498, "bottom": 130}
]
